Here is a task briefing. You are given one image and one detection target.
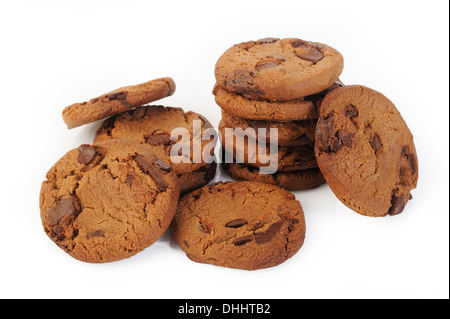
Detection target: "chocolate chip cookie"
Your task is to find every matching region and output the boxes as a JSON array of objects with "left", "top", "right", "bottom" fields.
[
  {"left": 315, "top": 85, "right": 418, "bottom": 217},
  {"left": 214, "top": 38, "right": 344, "bottom": 101},
  {"left": 219, "top": 120, "right": 317, "bottom": 172},
  {"left": 39, "top": 139, "right": 180, "bottom": 262},
  {"left": 171, "top": 181, "right": 306, "bottom": 270},
  {"left": 94, "top": 105, "right": 217, "bottom": 193},
  {"left": 222, "top": 161, "right": 325, "bottom": 191},
  {"left": 213, "top": 85, "right": 318, "bottom": 122},
  {"left": 221, "top": 109, "right": 316, "bottom": 147},
  {"left": 62, "top": 77, "right": 176, "bottom": 129}
]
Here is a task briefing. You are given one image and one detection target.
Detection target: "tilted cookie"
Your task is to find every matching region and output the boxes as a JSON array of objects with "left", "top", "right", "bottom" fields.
[
  {"left": 171, "top": 181, "right": 306, "bottom": 270},
  {"left": 315, "top": 85, "right": 418, "bottom": 217},
  {"left": 62, "top": 77, "right": 176, "bottom": 129},
  {"left": 39, "top": 139, "right": 180, "bottom": 262}
]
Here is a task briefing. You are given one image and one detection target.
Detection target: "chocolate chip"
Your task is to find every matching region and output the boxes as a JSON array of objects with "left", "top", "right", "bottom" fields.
[
  {"left": 145, "top": 132, "right": 171, "bottom": 146},
  {"left": 255, "top": 220, "right": 283, "bottom": 244},
  {"left": 255, "top": 58, "right": 285, "bottom": 71},
  {"left": 47, "top": 197, "right": 80, "bottom": 226},
  {"left": 135, "top": 155, "right": 169, "bottom": 192},
  {"left": 257, "top": 37, "right": 279, "bottom": 44},
  {"left": 288, "top": 219, "right": 299, "bottom": 232},
  {"left": 345, "top": 105, "right": 359, "bottom": 119},
  {"left": 387, "top": 193, "right": 406, "bottom": 216},
  {"left": 296, "top": 49, "right": 324, "bottom": 63},
  {"left": 330, "top": 137, "right": 343, "bottom": 153},
  {"left": 407, "top": 154, "right": 417, "bottom": 175},
  {"left": 401, "top": 146, "right": 417, "bottom": 174},
  {"left": 233, "top": 235, "right": 253, "bottom": 246},
  {"left": 339, "top": 132, "right": 354, "bottom": 148},
  {"left": 183, "top": 240, "right": 190, "bottom": 248},
  {"left": 77, "top": 144, "right": 97, "bottom": 165},
  {"left": 225, "top": 219, "right": 248, "bottom": 228},
  {"left": 108, "top": 91, "right": 127, "bottom": 101},
  {"left": 291, "top": 40, "right": 305, "bottom": 47},
  {"left": 154, "top": 159, "right": 172, "bottom": 172},
  {"left": 370, "top": 133, "right": 382, "bottom": 152}
]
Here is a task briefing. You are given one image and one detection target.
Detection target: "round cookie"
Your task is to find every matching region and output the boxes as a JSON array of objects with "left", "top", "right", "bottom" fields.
[
  {"left": 62, "top": 77, "right": 176, "bottom": 129},
  {"left": 213, "top": 85, "right": 317, "bottom": 122},
  {"left": 39, "top": 139, "right": 180, "bottom": 263},
  {"left": 219, "top": 120, "right": 317, "bottom": 172},
  {"left": 222, "top": 162, "right": 325, "bottom": 191},
  {"left": 171, "top": 181, "right": 306, "bottom": 270},
  {"left": 221, "top": 109, "right": 316, "bottom": 147},
  {"left": 315, "top": 85, "right": 418, "bottom": 217},
  {"left": 214, "top": 38, "right": 344, "bottom": 101},
  {"left": 94, "top": 105, "right": 217, "bottom": 192}
]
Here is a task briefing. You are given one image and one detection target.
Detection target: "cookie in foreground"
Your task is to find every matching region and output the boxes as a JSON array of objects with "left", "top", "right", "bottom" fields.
[
  {"left": 171, "top": 181, "right": 306, "bottom": 270},
  {"left": 39, "top": 139, "right": 180, "bottom": 262}
]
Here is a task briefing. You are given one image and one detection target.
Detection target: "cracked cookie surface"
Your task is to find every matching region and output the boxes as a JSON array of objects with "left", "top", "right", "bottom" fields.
[
  {"left": 315, "top": 85, "right": 418, "bottom": 217},
  {"left": 214, "top": 38, "right": 344, "bottom": 101},
  {"left": 39, "top": 139, "right": 180, "bottom": 263},
  {"left": 171, "top": 181, "right": 306, "bottom": 270},
  {"left": 62, "top": 77, "right": 176, "bottom": 129}
]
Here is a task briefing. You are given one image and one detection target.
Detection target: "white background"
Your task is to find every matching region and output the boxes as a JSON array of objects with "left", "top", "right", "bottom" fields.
[{"left": 0, "top": 0, "right": 448, "bottom": 299}]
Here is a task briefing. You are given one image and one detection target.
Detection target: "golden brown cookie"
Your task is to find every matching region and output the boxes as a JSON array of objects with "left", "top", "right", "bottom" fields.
[
  {"left": 213, "top": 85, "right": 318, "bottom": 122},
  {"left": 94, "top": 105, "right": 217, "bottom": 192},
  {"left": 315, "top": 85, "right": 418, "bottom": 217},
  {"left": 62, "top": 78, "right": 176, "bottom": 129},
  {"left": 171, "top": 181, "right": 306, "bottom": 270},
  {"left": 219, "top": 120, "right": 317, "bottom": 172},
  {"left": 214, "top": 38, "right": 344, "bottom": 101},
  {"left": 39, "top": 139, "right": 180, "bottom": 263},
  {"left": 222, "top": 162, "right": 325, "bottom": 191},
  {"left": 221, "top": 109, "right": 316, "bottom": 147}
]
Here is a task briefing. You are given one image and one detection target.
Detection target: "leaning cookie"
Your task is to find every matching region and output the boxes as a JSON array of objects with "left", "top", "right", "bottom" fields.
[
  {"left": 39, "top": 139, "right": 180, "bottom": 263},
  {"left": 62, "top": 77, "right": 176, "bottom": 129},
  {"left": 315, "top": 85, "right": 418, "bottom": 217},
  {"left": 171, "top": 181, "right": 306, "bottom": 270}
]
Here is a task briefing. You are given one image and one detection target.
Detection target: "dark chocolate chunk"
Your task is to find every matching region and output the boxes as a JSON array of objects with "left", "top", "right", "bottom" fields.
[
  {"left": 145, "top": 132, "right": 171, "bottom": 146},
  {"left": 370, "top": 133, "right": 382, "bottom": 152},
  {"left": 345, "top": 105, "right": 359, "bottom": 119},
  {"left": 255, "top": 220, "right": 283, "bottom": 244},
  {"left": 47, "top": 197, "right": 80, "bottom": 226},
  {"left": 233, "top": 235, "right": 253, "bottom": 246},
  {"left": 77, "top": 144, "right": 97, "bottom": 165},
  {"left": 387, "top": 193, "right": 406, "bottom": 216},
  {"left": 108, "top": 91, "right": 127, "bottom": 101},
  {"left": 296, "top": 49, "right": 324, "bottom": 63},
  {"left": 225, "top": 219, "right": 248, "bottom": 228},
  {"left": 135, "top": 155, "right": 169, "bottom": 192}
]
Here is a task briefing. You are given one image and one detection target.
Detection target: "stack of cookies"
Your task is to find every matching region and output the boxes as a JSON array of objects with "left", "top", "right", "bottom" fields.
[{"left": 213, "top": 37, "right": 345, "bottom": 190}]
